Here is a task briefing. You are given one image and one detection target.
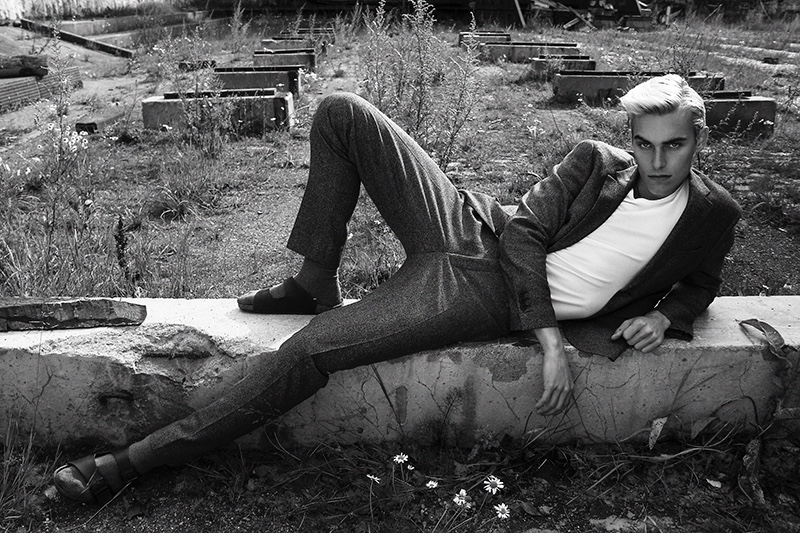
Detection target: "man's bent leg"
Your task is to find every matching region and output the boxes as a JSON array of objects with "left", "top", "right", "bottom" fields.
[{"left": 288, "top": 93, "right": 486, "bottom": 269}]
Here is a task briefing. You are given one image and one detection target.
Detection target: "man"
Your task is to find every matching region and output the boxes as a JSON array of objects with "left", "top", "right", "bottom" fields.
[{"left": 54, "top": 74, "right": 740, "bottom": 505}]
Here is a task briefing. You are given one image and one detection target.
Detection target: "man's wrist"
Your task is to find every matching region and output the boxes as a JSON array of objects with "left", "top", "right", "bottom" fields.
[{"left": 648, "top": 310, "right": 672, "bottom": 329}]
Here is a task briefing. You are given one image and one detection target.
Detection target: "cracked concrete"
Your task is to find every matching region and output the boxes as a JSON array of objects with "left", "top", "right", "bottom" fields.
[{"left": 0, "top": 296, "right": 798, "bottom": 450}]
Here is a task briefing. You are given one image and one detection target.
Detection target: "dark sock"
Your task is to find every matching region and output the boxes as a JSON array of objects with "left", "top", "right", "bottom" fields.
[{"left": 291, "top": 258, "right": 342, "bottom": 307}]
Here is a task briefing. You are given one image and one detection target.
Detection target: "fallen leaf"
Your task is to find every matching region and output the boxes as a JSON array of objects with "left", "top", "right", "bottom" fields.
[
  {"left": 706, "top": 479, "right": 722, "bottom": 489},
  {"left": 648, "top": 416, "right": 668, "bottom": 450}
]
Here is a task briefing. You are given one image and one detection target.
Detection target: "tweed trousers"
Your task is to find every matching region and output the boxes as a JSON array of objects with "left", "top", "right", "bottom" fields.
[{"left": 129, "top": 93, "right": 512, "bottom": 471}]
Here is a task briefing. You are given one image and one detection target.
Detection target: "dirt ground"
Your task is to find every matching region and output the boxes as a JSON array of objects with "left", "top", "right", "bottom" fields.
[{"left": 1, "top": 14, "right": 800, "bottom": 533}]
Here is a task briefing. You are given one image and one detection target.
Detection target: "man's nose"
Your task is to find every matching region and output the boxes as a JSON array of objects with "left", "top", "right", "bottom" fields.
[{"left": 652, "top": 148, "right": 666, "bottom": 170}]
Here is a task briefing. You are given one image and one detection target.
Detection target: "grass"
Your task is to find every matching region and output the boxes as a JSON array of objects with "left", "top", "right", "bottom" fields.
[{"left": 1, "top": 4, "right": 800, "bottom": 531}]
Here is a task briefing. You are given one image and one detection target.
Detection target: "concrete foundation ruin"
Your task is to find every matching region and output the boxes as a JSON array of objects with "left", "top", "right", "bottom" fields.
[{"left": 1, "top": 296, "right": 797, "bottom": 451}]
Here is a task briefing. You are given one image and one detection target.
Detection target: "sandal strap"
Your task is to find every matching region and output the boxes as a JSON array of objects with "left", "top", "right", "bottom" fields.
[
  {"left": 66, "top": 448, "right": 137, "bottom": 505},
  {"left": 251, "top": 277, "right": 318, "bottom": 314},
  {"left": 109, "top": 447, "right": 139, "bottom": 484}
]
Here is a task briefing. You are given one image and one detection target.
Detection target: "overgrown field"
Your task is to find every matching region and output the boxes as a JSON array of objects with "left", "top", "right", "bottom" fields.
[{"left": 1, "top": 2, "right": 799, "bottom": 531}]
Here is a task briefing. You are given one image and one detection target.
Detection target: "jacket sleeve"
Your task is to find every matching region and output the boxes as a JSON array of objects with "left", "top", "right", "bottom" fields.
[
  {"left": 655, "top": 206, "right": 741, "bottom": 339},
  {"left": 498, "top": 141, "right": 599, "bottom": 331}
]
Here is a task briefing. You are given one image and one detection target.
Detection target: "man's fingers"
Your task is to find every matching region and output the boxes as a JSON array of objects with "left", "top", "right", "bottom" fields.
[
  {"left": 536, "top": 384, "right": 572, "bottom": 416},
  {"left": 611, "top": 318, "right": 634, "bottom": 340}
]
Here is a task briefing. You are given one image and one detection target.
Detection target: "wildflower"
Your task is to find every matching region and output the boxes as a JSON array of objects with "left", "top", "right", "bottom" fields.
[
  {"left": 366, "top": 474, "right": 381, "bottom": 483},
  {"left": 407, "top": 464, "right": 415, "bottom": 471},
  {"left": 453, "top": 489, "right": 467, "bottom": 507},
  {"left": 393, "top": 453, "right": 408, "bottom": 464},
  {"left": 494, "top": 503, "right": 510, "bottom": 519},
  {"left": 483, "top": 475, "right": 504, "bottom": 495},
  {"left": 426, "top": 480, "right": 438, "bottom": 489}
]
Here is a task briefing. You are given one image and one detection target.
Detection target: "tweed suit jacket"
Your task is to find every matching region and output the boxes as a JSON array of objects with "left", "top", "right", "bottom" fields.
[{"left": 472, "top": 139, "right": 741, "bottom": 359}]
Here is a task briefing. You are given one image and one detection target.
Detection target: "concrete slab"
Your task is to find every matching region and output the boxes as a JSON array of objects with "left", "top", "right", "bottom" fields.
[
  {"left": 1, "top": 296, "right": 797, "bottom": 450},
  {"left": 178, "top": 60, "right": 217, "bottom": 72},
  {"left": 141, "top": 89, "right": 294, "bottom": 135},
  {"left": 705, "top": 91, "right": 777, "bottom": 139},
  {"left": 214, "top": 66, "right": 302, "bottom": 98},
  {"left": 0, "top": 55, "right": 48, "bottom": 78},
  {"left": 261, "top": 38, "right": 316, "bottom": 50},
  {"left": 20, "top": 19, "right": 134, "bottom": 58},
  {"left": 76, "top": 107, "right": 128, "bottom": 134},
  {"left": 36, "top": 66, "right": 82, "bottom": 98},
  {"left": 553, "top": 71, "right": 725, "bottom": 104},
  {"left": 0, "top": 76, "right": 40, "bottom": 112},
  {"left": 279, "top": 28, "right": 335, "bottom": 43},
  {"left": 0, "top": 65, "right": 81, "bottom": 113},
  {"left": 457, "top": 31, "right": 512, "bottom": 46},
  {"left": 480, "top": 42, "right": 581, "bottom": 62},
  {"left": 527, "top": 56, "right": 597, "bottom": 80},
  {"left": 253, "top": 49, "right": 316, "bottom": 71},
  {"left": 56, "top": 12, "right": 204, "bottom": 36}
]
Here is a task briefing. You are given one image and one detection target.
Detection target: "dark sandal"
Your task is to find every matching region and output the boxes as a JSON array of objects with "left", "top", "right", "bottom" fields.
[
  {"left": 237, "top": 277, "right": 341, "bottom": 315},
  {"left": 53, "top": 447, "right": 138, "bottom": 505}
]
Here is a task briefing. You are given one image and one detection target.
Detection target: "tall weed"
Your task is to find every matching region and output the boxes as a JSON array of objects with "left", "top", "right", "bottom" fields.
[{"left": 359, "top": 0, "right": 482, "bottom": 169}]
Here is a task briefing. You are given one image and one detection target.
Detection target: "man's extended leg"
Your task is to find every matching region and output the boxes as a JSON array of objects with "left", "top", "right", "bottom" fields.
[{"left": 128, "top": 253, "right": 509, "bottom": 473}]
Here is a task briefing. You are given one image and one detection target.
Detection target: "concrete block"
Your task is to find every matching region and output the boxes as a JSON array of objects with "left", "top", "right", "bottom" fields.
[
  {"left": 553, "top": 71, "right": 725, "bottom": 105},
  {"left": 279, "top": 28, "right": 335, "bottom": 43},
  {"left": 261, "top": 38, "right": 316, "bottom": 51},
  {"left": 705, "top": 91, "right": 777, "bottom": 139},
  {"left": 0, "top": 55, "right": 48, "bottom": 78},
  {"left": 0, "top": 297, "right": 145, "bottom": 331},
  {"left": 0, "top": 77, "right": 40, "bottom": 113},
  {"left": 253, "top": 49, "right": 316, "bottom": 71},
  {"left": 36, "top": 66, "right": 82, "bottom": 98},
  {"left": 20, "top": 19, "right": 134, "bottom": 58},
  {"left": 76, "top": 107, "right": 128, "bottom": 134},
  {"left": 480, "top": 42, "right": 581, "bottom": 62},
  {"left": 57, "top": 12, "right": 203, "bottom": 36},
  {"left": 214, "top": 66, "right": 302, "bottom": 98},
  {"left": 1, "top": 296, "right": 797, "bottom": 450},
  {"left": 527, "top": 56, "right": 597, "bottom": 80},
  {"left": 141, "top": 89, "right": 294, "bottom": 135},
  {"left": 178, "top": 60, "right": 217, "bottom": 72},
  {"left": 621, "top": 15, "right": 654, "bottom": 29},
  {"left": 457, "top": 31, "right": 512, "bottom": 46}
]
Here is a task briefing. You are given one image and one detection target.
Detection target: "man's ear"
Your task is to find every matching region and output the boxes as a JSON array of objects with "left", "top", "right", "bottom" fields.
[{"left": 695, "top": 126, "right": 709, "bottom": 151}]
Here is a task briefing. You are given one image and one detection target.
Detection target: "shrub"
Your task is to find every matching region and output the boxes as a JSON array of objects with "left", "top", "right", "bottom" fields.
[{"left": 359, "top": 0, "right": 483, "bottom": 170}]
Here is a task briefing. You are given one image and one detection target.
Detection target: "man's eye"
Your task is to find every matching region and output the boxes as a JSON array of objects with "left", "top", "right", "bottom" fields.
[{"left": 668, "top": 143, "right": 683, "bottom": 149}]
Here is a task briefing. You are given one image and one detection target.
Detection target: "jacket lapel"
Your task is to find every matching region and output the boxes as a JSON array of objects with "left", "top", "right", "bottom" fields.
[{"left": 553, "top": 166, "right": 637, "bottom": 249}]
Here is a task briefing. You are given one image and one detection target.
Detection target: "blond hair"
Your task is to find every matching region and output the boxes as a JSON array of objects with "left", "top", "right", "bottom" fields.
[{"left": 620, "top": 74, "right": 706, "bottom": 136}]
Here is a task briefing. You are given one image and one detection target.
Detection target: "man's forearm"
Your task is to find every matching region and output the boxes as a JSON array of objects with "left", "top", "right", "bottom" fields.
[{"left": 533, "top": 326, "right": 565, "bottom": 355}]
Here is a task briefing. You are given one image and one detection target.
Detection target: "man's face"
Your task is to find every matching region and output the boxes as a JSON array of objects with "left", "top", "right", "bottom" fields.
[{"left": 630, "top": 107, "right": 708, "bottom": 200}]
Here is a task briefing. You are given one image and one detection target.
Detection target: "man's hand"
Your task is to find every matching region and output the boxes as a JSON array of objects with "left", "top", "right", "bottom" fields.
[
  {"left": 533, "top": 327, "right": 573, "bottom": 416},
  {"left": 610, "top": 310, "right": 671, "bottom": 353}
]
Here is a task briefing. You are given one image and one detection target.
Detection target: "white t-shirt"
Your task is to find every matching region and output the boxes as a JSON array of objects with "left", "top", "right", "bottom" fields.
[{"left": 546, "top": 181, "right": 689, "bottom": 320}]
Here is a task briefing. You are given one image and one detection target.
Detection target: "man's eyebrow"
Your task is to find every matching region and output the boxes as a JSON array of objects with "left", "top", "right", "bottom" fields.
[{"left": 633, "top": 134, "right": 689, "bottom": 144}]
